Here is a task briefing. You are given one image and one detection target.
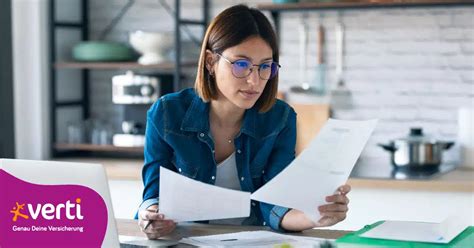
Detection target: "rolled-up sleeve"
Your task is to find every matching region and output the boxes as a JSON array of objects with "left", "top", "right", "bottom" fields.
[{"left": 136, "top": 99, "right": 174, "bottom": 218}]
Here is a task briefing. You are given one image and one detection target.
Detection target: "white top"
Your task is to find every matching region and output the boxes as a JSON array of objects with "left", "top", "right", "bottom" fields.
[
  {"left": 214, "top": 152, "right": 240, "bottom": 191},
  {"left": 210, "top": 152, "right": 246, "bottom": 225}
]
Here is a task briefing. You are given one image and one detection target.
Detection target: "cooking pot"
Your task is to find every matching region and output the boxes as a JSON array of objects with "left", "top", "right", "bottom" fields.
[{"left": 378, "top": 128, "right": 454, "bottom": 168}]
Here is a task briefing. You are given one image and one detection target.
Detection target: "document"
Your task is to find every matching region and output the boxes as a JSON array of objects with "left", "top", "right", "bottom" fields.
[
  {"left": 119, "top": 235, "right": 179, "bottom": 247},
  {"left": 180, "top": 230, "right": 331, "bottom": 247},
  {"left": 251, "top": 119, "right": 378, "bottom": 222},
  {"left": 360, "top": 217, "right": 469, "bottom": 244},
  {"left": 159, "top": 167, "right": 250, "bottom": 222}
]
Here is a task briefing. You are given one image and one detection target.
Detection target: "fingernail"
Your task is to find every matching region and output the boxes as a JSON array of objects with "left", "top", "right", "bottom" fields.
[{"left": 158, "top": 214, "right": 164, "bottom": 219}]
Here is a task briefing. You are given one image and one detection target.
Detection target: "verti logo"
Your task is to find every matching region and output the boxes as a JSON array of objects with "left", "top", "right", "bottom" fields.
[
  {"left": 1, "top": 168, "right": 108, "bottom": 247},
  {"left": 10, "top": 202, "right": 29, "bottom": 221},
  {"left": 9, "top": 198, "right": 84, "bottom": 221}
]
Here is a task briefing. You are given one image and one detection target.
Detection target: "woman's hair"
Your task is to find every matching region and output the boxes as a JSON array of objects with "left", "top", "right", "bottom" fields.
[{"left": 194, "top": 4, "right": 279, "bottom": 113}]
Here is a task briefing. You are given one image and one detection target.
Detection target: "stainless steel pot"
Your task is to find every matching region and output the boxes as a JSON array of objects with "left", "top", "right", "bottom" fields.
[{"left": 378, "top": 128, "right": 454, "bottom": 168}]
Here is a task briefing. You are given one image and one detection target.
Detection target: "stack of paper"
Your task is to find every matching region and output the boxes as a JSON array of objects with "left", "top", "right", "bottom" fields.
[
  {"left": 360, "top": 217, "right": 470, "bottom": 244},
  {"left": 180, "top": 230, "right": 331, "bottom": 247}
]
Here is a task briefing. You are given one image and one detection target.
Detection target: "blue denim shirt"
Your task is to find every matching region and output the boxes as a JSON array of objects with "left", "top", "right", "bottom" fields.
[{"left": 139, "top": 88, "right": 297, "bottom": 231}]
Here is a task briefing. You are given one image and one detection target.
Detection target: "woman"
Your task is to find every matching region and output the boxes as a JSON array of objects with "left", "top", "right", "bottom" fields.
[{"left": 138, "top": 4, "right": 350, "bottom": 239}]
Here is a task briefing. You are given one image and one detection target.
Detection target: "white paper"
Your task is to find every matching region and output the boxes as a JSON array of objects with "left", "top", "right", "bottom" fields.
[
  {"left": 119, "top": 235, "right": 180, "bottom": 247},
  {"left": 360, "top": 217, "right": 469, "bottom": 244},
  {"left": 180, "top": 230, "right": 331, "bottom": 247},
  {"left": 159, "top": 167, "right": 251, "bottom": 222},
  {"left": 251, "top": 119, "right": 378, "bottom": 222}
]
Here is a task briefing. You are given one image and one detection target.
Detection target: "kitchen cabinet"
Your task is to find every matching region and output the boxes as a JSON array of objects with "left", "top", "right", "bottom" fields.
[{"left": 49, "top": 0, "right": 209, "bottom": 158}]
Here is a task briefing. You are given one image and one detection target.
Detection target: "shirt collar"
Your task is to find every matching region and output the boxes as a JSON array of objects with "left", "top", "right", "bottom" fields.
[{"left": 180, "top": 96, "right": 210, "bottom": 133}]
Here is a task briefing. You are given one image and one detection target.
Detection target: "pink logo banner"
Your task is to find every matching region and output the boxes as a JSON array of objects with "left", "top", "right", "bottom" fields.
[{"left": 0, "top": 169, "right": 108, "bottom": 247}]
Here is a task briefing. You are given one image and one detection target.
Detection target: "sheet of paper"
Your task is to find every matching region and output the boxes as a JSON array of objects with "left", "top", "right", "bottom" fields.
[
  {"left": 159, "top": 167, "right": 251, "bottom": 222},
  {"left": 251, "top": 119, "right": 378, "bottom": 222},
  {"left": 119, "top": 235, "right": 179, "bottom": 247},
  {"left": 180, "top": 230, "right": 331, "bottom": 247},
  {"left": 360, "top": 217, "right": 469, "bottom": 244}
]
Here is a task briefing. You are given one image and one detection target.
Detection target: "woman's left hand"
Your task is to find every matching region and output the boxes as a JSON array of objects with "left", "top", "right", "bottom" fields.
[{"left": 314, "top": 184, "right": 351, "bottom": 227}]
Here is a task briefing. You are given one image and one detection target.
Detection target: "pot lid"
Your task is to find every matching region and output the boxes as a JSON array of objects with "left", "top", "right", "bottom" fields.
[{"left": 395, "top": 128, "right": 437, "bottom": 143}]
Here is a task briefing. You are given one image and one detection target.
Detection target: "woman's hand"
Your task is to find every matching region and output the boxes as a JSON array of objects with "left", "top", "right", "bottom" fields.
[
  {"left": 314, "top": 184, "right": 351, "bottom": 227},
  {"left": 138, "top": 205, "right": 176, "bottom": 240},
  {"left": 280, "top": 184, "right": 351, "bottom": 231}
]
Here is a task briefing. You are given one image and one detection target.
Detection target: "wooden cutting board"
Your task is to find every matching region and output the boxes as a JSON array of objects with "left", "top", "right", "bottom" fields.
[
  {"left": 292, "top": 103, "right": 330, "bottom": 155},
  {"left": 278, "top": 90, "right": 331, "bottom": 155}
]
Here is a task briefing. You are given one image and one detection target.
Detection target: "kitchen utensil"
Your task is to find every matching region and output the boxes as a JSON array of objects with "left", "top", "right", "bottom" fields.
[
  {"left": 313, "top": 24, "right": 326, "bottom": 94},
  {"left": 299, "top": 18, "right": 309, "bottom": 90},
  {"left": 330, "top": 20, "right": 352, "bottom": 109},
  {"left": 291, "top": 18, "right": 328, "bottom": 95},
  {"left": 378, "top": 128, "right": 455, "bottom": 168},
  {"left": 290, "top": 18, "right": 312, "bottom": 94}
]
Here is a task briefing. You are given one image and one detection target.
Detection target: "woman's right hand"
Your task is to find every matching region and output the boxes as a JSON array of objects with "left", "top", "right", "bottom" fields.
[{"left": 138, "top": 204, "right": 176, "bottom": 240}]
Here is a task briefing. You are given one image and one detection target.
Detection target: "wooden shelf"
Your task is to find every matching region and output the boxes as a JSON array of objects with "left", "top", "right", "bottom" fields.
[
  {"left": 257, "top": 0, "right": 474, "bottom": 11},
  {"left": 54, "top": 143, "right": 144, "bottom": 153},
  {"left": 54, "top": 61, "right": 197, "bottom": 70}
]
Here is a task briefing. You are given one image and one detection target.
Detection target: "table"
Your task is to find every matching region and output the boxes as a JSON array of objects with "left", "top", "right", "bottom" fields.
[{"left": 116, "top": 219, "right": 351, "bottom": 246}]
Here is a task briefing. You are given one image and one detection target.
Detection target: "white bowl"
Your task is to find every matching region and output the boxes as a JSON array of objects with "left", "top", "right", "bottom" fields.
[{"left": 129, "top": 31, "right": 173, "bottom": 65}]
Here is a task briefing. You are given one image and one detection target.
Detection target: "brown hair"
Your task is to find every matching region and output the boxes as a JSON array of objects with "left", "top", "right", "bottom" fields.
[{"left": 194, "top": 4, "right": 279, "bottom": 113}]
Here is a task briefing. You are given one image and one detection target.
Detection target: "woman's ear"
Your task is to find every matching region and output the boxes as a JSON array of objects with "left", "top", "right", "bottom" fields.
[{"left": 205, "top": 49, "right": 215, "bottom": 75}]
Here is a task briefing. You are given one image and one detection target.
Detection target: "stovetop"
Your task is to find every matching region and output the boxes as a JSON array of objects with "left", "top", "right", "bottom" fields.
[{"left": 350, "top": 158, "right": 457, "bottom": 180}]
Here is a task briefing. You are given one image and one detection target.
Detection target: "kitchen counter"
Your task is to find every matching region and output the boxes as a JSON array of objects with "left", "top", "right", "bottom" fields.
[
  {"left": 349, "top": 158, "right": 474, "bottom": 192},
  {"left": 55, "top": 157, "right": 143, "bottom": 180},
  {"left": 56, "top": 157, "right": 474, "bottom": 192},
  {"left": 349, "top": 168, "right": 474, "bottom": 192}
]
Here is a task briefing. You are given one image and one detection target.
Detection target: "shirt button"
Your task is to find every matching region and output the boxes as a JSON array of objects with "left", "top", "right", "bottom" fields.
[
  {"left": 262, "top": 170, "right": 265, "bottom": 174},
  {"left": 241, "top": 177, "right": 244, "bottom": 181},
  {"left": 212, "top": 150, "right": 215, "bottom": 153},
  {"left": 263, "top": 221, "right": 266, "bottom": 226},
  {"left": 211, "top": 176, "right": 215, "bottom": 180},
  {"left": 237, "top": 149, "right": 242, "bottom": 154},
  {"left": 251, "top": 202, "right": 256, "bottom": 206},
  {"left": 199, "top": 133, "right": 205, "bottom": 137},
  {"left": 178, "top": 168, "right": 182, "bottom": 172}
]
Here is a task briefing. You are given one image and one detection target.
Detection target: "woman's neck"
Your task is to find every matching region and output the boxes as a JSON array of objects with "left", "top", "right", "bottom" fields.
[{"left": 209, "top": 99, "right": 245, "bottom": 128}]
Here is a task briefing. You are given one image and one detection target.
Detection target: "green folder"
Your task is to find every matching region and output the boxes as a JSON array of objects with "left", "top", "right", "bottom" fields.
[{"left": 336, "top": 221, "right": 474, "bottom": 248}]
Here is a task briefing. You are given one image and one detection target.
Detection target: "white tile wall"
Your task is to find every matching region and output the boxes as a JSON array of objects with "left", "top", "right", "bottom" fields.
[{"left": 88, "top": 1, "right": 474, "bottom": 162}]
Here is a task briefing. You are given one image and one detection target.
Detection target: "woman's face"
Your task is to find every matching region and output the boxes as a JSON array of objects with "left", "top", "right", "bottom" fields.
[{"left": 207, "top": 36, "right": 273, "bottom": 110}]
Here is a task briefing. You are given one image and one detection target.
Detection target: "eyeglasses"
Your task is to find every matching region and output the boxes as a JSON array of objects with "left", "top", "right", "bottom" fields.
[{"left": 216, "top": 53, "right": 281, "bottom": 80}]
